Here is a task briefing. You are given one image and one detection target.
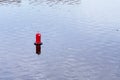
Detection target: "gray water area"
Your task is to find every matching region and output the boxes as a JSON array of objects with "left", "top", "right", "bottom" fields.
[{"left": 0, "top": 0, "right": 120, "bottom": 80}]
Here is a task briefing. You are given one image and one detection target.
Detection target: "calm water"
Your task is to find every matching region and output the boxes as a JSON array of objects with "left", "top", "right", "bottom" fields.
[{"left": 0, "top": 0, "right": 120, "bottom": 80}]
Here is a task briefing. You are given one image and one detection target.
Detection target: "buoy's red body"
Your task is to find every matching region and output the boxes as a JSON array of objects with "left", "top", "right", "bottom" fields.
[
  {"left": 34, "top": 33, "right": 42, "bottom": 45},
  {"left": 36, "top": 33, "right": 41, "bottom": 44}
]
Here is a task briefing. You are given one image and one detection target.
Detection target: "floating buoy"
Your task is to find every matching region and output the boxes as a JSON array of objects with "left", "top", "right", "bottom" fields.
[{"left": 34, "top": 33, "right": 43, "bottom": 45}]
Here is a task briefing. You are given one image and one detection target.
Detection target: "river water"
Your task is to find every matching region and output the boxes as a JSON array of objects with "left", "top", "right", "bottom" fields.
[{"left": 0, "top": 0, "right": 120, "bottom": 80}]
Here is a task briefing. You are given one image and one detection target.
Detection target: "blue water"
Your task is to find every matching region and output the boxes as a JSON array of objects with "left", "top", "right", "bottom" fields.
[{"left": 0, "top": 0, "right": 120, "bottom": 80}]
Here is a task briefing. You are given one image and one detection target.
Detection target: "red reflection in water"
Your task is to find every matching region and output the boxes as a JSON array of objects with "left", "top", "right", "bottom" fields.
[{"left": 36, "top": 45, "right": 41, "bottom": 55}]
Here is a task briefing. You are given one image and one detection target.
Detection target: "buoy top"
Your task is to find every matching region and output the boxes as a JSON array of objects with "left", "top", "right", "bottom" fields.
[{"left": 36, "top": 33, "right": 41, "bottom": 36}]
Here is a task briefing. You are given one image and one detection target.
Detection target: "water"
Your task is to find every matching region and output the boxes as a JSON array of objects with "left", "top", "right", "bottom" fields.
[{"left": 0, "top": 0, "right": 120, "bottom": 80}]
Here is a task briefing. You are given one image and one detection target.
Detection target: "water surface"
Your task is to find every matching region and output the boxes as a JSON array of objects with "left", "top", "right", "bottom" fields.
[{"left": 0, "top": 0, "right": 120, "bottom": 80}]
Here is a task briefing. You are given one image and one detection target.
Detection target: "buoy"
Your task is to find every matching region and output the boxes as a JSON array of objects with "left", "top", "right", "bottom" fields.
[{"left": 34, "top": 33, "right": 42, "bottom": 45}]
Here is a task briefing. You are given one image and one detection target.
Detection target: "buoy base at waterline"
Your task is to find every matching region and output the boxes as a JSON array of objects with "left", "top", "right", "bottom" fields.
[{"left": 34, "top": 42, "right": 43, "bottom": 45}]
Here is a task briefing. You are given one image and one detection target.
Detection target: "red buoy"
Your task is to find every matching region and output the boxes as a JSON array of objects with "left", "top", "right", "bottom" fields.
[
  {"left": 34, "top": 33, "right": 42, "bottom": 45},
  {"left": 36, "top": 33, "right": 41, "bottom": 44}
]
